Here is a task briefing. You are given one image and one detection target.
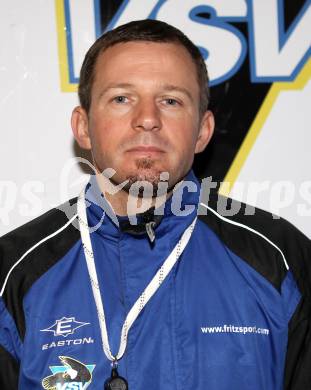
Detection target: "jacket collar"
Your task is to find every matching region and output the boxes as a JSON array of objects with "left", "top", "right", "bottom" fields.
[{"left": 85, "top": 170, "right": 201, "bottom": 241}]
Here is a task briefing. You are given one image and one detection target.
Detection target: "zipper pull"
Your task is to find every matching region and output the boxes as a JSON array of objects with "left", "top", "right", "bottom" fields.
[{"left": 145, "top": 221, "right": 156, "bottom": 243}]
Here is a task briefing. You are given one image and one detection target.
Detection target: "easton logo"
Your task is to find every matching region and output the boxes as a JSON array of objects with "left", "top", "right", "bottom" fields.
[
  {"left": 41, "top": 317, "right": 90, "bottom": 337},
  {"left": 42, "top": 356, "right": 95, "bottom": 390}
]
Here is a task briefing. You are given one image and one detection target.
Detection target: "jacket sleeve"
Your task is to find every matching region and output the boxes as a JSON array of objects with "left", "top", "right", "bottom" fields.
[
  {"left": 0, "top": 344, "right": 19, "bottom": 389},
  {"left": 284, "top": 227, "right": 311, "bottom": 389},
  {"left": 0, "top": 297, "right": 21, "bottom": 388}
]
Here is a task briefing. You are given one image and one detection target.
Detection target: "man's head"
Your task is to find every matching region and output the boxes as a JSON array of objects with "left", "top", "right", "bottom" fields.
[{"left": 72, "top": 19, "right": 214, "bottom": 193}]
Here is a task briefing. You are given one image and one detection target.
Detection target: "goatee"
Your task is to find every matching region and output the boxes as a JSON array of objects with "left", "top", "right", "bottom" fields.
[{"left": 124, "top": 158, "right": 165, "bottom": 198}]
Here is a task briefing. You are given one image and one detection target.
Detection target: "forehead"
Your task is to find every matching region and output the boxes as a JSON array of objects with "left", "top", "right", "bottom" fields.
[{"left": 92, "top": 41, "right": 199, "bottom": 93}]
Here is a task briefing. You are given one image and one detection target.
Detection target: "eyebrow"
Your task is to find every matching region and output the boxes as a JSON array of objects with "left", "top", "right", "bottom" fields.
[
  {"left": 98, "top": 83, "right": 134, "bottom": 99},
  {"left": 98, "top": 83, "right": 194, "bottom": 102},
  {"left": 161, "top": 84, "right": 194, "bottom": 102}
]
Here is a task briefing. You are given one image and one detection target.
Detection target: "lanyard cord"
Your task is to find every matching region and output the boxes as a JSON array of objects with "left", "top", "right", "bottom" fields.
[{"left": 77, "top": 190, "right": 197, "bottom": 362}]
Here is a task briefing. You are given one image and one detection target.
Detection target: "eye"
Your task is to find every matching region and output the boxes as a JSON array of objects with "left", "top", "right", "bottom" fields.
[
  {"left": 164, "top": 98, "right": 179, "bottom": 106},
  {"left": 113, "top": 96, "right": 128, "bottom": 104}
]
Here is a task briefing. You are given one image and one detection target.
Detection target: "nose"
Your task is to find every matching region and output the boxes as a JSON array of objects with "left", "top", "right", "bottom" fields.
[{"left": 131, "top": 98, "right": 161, "bottom": 132}]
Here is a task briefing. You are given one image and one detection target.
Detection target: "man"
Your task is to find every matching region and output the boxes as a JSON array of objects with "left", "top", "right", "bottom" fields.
[{"left": 0, "top": 19, "right": 310, "bottom": 390}]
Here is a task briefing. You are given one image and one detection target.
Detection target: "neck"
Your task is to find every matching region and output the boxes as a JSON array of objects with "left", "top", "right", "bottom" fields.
[{"left": 95, "top": 173, "right": 170, "bottom": 216}]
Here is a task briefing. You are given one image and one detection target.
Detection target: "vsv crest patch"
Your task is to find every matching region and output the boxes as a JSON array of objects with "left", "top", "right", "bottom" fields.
[{"left": 42, "top": 356, "right": 95, "bottom": 390}]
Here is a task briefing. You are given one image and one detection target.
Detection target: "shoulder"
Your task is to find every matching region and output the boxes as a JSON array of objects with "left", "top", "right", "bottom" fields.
[
  {"left": 0, "top": 198, "right": 80, "bottom": 337},
  {"left": 0, "top": 198, "right": 80, "bottom": 294},
  {"left": 198, "top": 192, "right": 311, "bottom": 294}
]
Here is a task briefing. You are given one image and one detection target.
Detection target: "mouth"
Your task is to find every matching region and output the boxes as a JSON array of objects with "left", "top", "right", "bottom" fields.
[{"left": 126, "top": 146, "right": 165, "bottom": 156}]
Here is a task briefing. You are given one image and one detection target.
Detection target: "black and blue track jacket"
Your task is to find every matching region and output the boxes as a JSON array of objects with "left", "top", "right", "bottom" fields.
[{"left": 0, "top": 171, "right": 310, "bottom": 389}]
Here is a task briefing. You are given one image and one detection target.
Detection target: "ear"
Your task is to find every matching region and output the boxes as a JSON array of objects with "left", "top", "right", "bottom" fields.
[
  {"left": 195, "top": 110, "right": 215, "bottom": 154},
  {"left": 71, "top": 106, "right": 92, "bottom": 150}
]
